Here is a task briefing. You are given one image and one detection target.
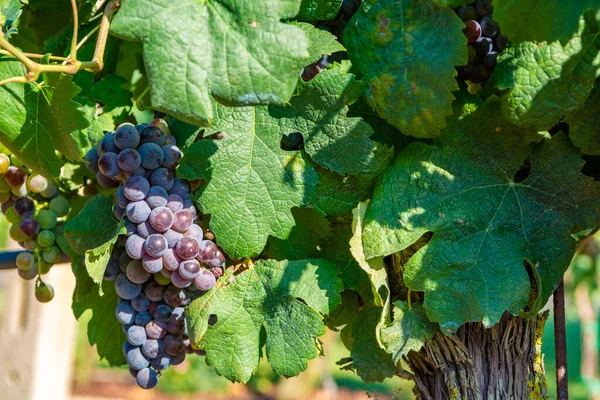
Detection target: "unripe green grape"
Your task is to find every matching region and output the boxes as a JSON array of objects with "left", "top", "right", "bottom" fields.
[
  {"left": 37, "top": 230, "right": 55, "bottom": 247},
  {"left": 154, "top": 272, "right": 171, "bottom": 285},
  {"left": 27, "top": 174, "right": 48, "bottom": 193},
  {"left": 11, "top": 183, "right": 27, "bottom": 197},
  {"left": 23, "top": 239, "right": 37, "bottom": 252},
  {"left": 5, "top": 207, "right": 21, "bottom": 224},
  {"left": 0, "top": 178, "right": 11, "bottom": 193},
  {"left": 10, "top": 154, "right": 23, "bottom": 167},
  {"left": 38, "top": 260, "right": 52, "bottom": 274},
  {"left": 18, "top": 264, "right": 37, "bottom": 280},
  {"left": 0, "top": 154, "right": 10, "bottom": 174},
  {"left": 49, "top": 197, "right": 69, "bottom": 217},
  {"left": 0, "top": 191, "right": 10, "bottom": 203},
  {"left": 9, "top": 223, "right": 26, "bottom": 241},
  {"left": 16, "top": 252, "right": 35, "bottom": 270},
  {"left": 35, "top": 283, "right": 54, "bottom": 302},
  {"left": 42, "top": 246, "right": 61, "bottom": 264},
  {"left": 38, "top": 209, "right": 58, "bottom": 230},
  {"left": 40, "top": 181, "right": 58, "bottom": 198}
]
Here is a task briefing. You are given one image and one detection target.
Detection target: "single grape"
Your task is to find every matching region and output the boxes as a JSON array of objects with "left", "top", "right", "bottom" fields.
[
  {"left": 484, "top": 51, "right": 499, "bottom": 68},
  {"left": 85, "top": 148, "right": 100, "bottom": 173},
  {"left": 179, "top": 259, "right": 201, "bottom": 280},
  {"left": 194, "top": 269, "right": 216, "bottom": 291},
  {"left": 0, "top": 178, "right": 10, "bottom": 193},
  {"left": 5, "top": 207, "right": 20, "bottom": 224},
  {"left": 9, "top": 223, "right": 26, "bottom": 242},
  {"left": 161, "top": 145, "right": 182, "bottom": 169},
  {"left": 144, "top": 234, "right": 168, "bottom": 257},
  {"left": 116, "top": 301, "right": 137, "bottom": 325},
  {"left": 126, "top": 325, "right": 147, "bottom": 347},
  {"left": 181, "top": 199, "right": 197, "bottom": 219},
  {"left": 42, "top": 246, "right": 60, "bottom": 264},
  {"left": 35, "top": 283, "right": 55, "bottom": 302},
  {"left": 176, "top": 237, "right": 199, "bottom": 260},
  {"left": 115, "top": 274, "right": 143, "bottom": 300},
  {"left": 154, "top": 272, "right": 171, "bottom": 285},
  {"left": 37, "top": 230, "right": 56, "bottom": 247},
  {"left": 16, "top": 251, "right": 35, "bottom": 270},
  {"left": 126, "top": 259, "right": 150, "bottom": 284},
  {"left": 144, "top": 281, "right": 165, "bottom": 302},
  {"left": 172, "top": 210, "right": 193, "bottom": 233},
  {"left": 123, "top": 175, "right": 150, "bottom": 202},
  {"left": 197, "top": 240, "right": 218, "bottom": 263},
  {"left": 136, "top": 123, "right": 148, "bottom": 132},
  {"left": 165, "top": 135, "right": 176, "bottom": 145},
  {"left": 117, "top": 148, "right": 142, "bottom": 173},
  {"left": 139, "top": 143, "right": 164, "bottom": 170},
  {"left": 97, "top": 132, "right": 118, "bottom": 155},
  {"left": 166, "top": 194, "right": 183, "bottom": 212},
  {"left": 162, "top": 248, "right": 181, "bottom": 271},
  {"left": 480, "top": 15, "right": 499, "bottom": 38},
  {"left": 41, "top": 181, "right": 58, "bottom": 198},
  {"left": 115, "top": 123, "right": 141, "bottom": 150},
  {"left": 141, "top": 339, "right": 164, "bottom": 359},
  {"left": 0, "top": 153, "right": 10, "bottom": 173},
  {"left": 145, "top": 320, "right": 167, "bottom": 340},
  {"left": 211, "top": 267, "right": 224, "bottom": 279},
  {"left": 463, "top": 20, "right": 482, "bottom": 44},
  {"left": 474, "top": 36, "right": 493, "bottom": 57},
  {"left": 38, "top": 209, "right": 58, "bottom": 230},
  {"left": 164, "top": 229, "right": 183, "bottom": 248},
  {"left": 137, "top": 221, "right": 156, "bottom": 239},
  {"left": 125, "top": 346, "right": 150, "bottom": 370},
  {"left": 184, "top": 224, "right": 203, "bottom": 243},
  {"left": 150, "top": 168, "right": 175, "bottom": 191},
  {"left": 49, "top": 197, "right": 70, "bottom": 217},
  {"left": 145, "top": 186, "right": 168, "bottom": 209},
  {"left": 152, "top": 304, "right": 173, "bottom": 323},
  {"left": 0, "top": 191, "right": 9, "bottom": 203},
  {"left": 151, "top": 354, "right": 171, "bottom": 371},
  {"left": 11, "top": 183, "right": 28, "bottom": 197},
  {"left": 169, "top": 178, "right": 192, "bottom": 199},
  {"left": 27, "top": 174, "right": 48, "bottom": 193},
  {"left": 170, "top": 270, "right": 192, "bottom": 288},
  {"left": 136, "top": 367, "right": 158, "bottom": 389},
  {"left": 131, "top": 293, "right": 151, "bottom": 312},
  {"left": 104, "top": 259, "right": 120, "bottom": 280},
  {"left": 457, "top": 5, "right": 477, "bottom": 21},
  {"left": 135, "top": 311, "right": 152, "bottom": 326},
  {"left": 14, "top": 196, "right": 35, "bottom": 218},
  {"left": 476, "top": 0, "right": 493, "bottom": 17},
  {"left": 96, "top": 171, "right": 120, "bottom": 188},
  {"left": 163, "top": 285, "right": 187, "bottom": 308},
  {"left": 207, "top": 251, "right": 226, "bottom": 269},
  {"left": 170, "top": 351, "right": 186, "bottom": 366},
  {"left": 119, "top": 252, "right": 133, "bottom": 272},
  {"left": 19, "top": 218, "right": 40, "bottom": 238},
  {"left": 163, "top": 334, "right": 184, "bottom": 356},
  {"left": 114, "top": 205, "right": 124, "bottom": 220},
  {"left": 148, "top": 118, "right": 170, "bottom": 134},
  {"left": 98, "top": 152, "right": 120, "bottom": 177},
  {"left": 142, "top": 255, "right": 163, "bottom": 274},
  {"left": 496, "top": 34, "right": 508, "bottom": 51},
  {"left": 126, "top": 201, "right": 151, "bottom": 224},
  {"left": 125, "top": 234, "right": 146, "bottom": 259},
  {"left": 5, "top": 166, "right": 27, "bottom": 187},
  {"left": 149, "top": 206, "right": 174, "bottom": 232},
  {"left": 18, "top": 264, "right": 38, "bottom": 280},
  {"left": 140, "top": 126, "right": 166, "bottom": 146}
]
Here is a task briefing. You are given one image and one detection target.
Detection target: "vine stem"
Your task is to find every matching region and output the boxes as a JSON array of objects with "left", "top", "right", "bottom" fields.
[
  {"left": 69, "top": 0, "right": 79, "bottom": 62},
  {"left": 554, "top": 278, "right": 568, "bottom": 400},
  {"left": 0, "top": 50, "right": 67, "bottom": 61}
]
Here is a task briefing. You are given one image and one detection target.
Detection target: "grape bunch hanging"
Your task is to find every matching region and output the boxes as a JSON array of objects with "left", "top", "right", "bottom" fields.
[
  {"left": 0, "top": 154, "right": 71, "bottom": 302},
  {"left": 86, "top": 119, "right": 226, "bottom": 389},
  {"left": 456, "top": 0, "right": 507, "bottom": 84}
]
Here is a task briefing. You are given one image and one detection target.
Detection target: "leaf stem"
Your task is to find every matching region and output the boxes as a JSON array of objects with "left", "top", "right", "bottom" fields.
[
  {"left": 407, "top": 289, "right": 412, "bottom": 308},
  {"left": 77, "top": 24, "right": 101, "bottom": 51},
  {"left": 70, "top": 0, "right": 79, "bottom": 62},
  {"left": 0, "top": 50, "right": 68, "bottom": 61}
]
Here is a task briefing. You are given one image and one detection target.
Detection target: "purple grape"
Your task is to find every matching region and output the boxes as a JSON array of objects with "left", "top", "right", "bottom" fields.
[
  {"left": 179, "top": 259, "right": 201, "bottom": 280},
  {"left": 144, "top": 234, "right": 168, "bottom": 257},
  {"left": 140, "top": 126, "right": 166, "bottom": 146},
  {"left": 124, "top": 219, "right": 137, "bottom": 235},
  {"left": 142, "top": 339, "right": 164, "bottom": 359},
  {"left": 481, "top": 15, "right": 499, "bottom": 38},
  {"left": 463, "top": 20, "right": 481, "bottom": 44},
  {"left": 176, "top": 237, "right": 199, "bottom": 260},
  {"left": 184, "top": 224, "right": 203, "bottom": 243},
  {"left": 162, "top": 248, "right": 181, "bottom": 271},
  {"left": 125, "top": 234, "right": 146, "bottom": 259},
  {"left": 161, "top": 145, "right": 182, "bottom": 169},
  {"left": 153, "top": 304, "right": 173, "bottom": 322},
  {"left": 484, "top": 51, "right": 499, "bottom": 68},
  {"left": 125, "top": 346, "right": 149, "bottom": 370},
  {"left": 496, "top": 34, "right": 508, "bottom": 50},
  {"left": 182, "top": 199, "right": 197, "bottom": 219},
  {"left": 115, "top": 123, "right": 141, "bottom": 150},
  {"left": 171, "top": 270, "right": 192, "bottom": 288},
  {"left": 163, "top": 334, "right": 184, "bottom": 356},
  {"left": 126, "top": 259, "right": 150, "bottom": 284},
  {"left": 97, "top": 132, "right": 118, "bottom": 155},
  {"left": 116, "top": 301, "right": 137, "bottom": 324},
  {"left": 98, "top": 152, "right": 120, "bottom": 177},
  {"left": 97, "top": 171, "right": 119, "bottom": 188},
  {"left": 150, "top": 168, "right": 175, "bottom": 191},
  {"left": 161, "top": 268, "right": 173, "bottom": 278},
  {"left": 117, "top": 148, "right": 142, "bottom": 172},
  {"left": 166, "top": 194, "right": 184, "bottom": 212},
  {"left": 114, "top": 205, "right": 124, "bottom": 220},
  {"left": 5, "top": 166, "right": 27, "bottom": 188},
  {"left": 119, "top": 252, "right": 133, "bottom": 272},
  {"left": 127, "top": 325, "right": 147, "bottom": 347},
  {"left": 207, "top": 251, "right": 226, "bottom": 268},
  {"left": 137, "top": 221, "right": 157, "bottom": 239},
  {"left": 194, "top": 269, "right": 216, "bottom": 291},
  {"left": 164, "top": 229, "right": 183, "bottom": 248},
  {"left": 170, "top": 351, "right": 186, "bottom": 366},
  {"left": 164, "top": 285, "right": 187, "bottom": 308},
  {"left": 126, "top": 201, "right": 151, "bottom": 224},
  {"left": 476, "top": 0, "right": 493, "bottom": 17},
  {"left": 139, "top": 143, "right": 164, "bottom": 170},
  {"left": 116, "top": 275, "right": 142, "bottom": 300},
  {"left": 457, "top": 5, "right": 477, "bottom": 21},
  {"left": 145, "top": 186, "right": 168, "bottom": 209},
  {"left": 165, "top": 135, "right": 176, "bottom": 145},
  {"left": 14, "top": 196, "right": 35, "bottom": 217},
  {"left": 104, "top": 259, "right": 121, "bottom": 280},
  {"left": 169, "top": 178, "right": 192, "bottom": 199},
  {"left": 151, "top": 354, "right": 171, "bottom": 371},
  {"left": 116, "top": 187, "right": 130, "bottom": 208},
  {"left": 85, "top": 148, "right": 100, "bottom": 173},
  {"left": 142, "top": 255, "right": 163, "bottom": 273},
  {"left": 123, "top": 175, "right": 150, "bottom": 202},
  {"left": 197, "top": 240, "right": 218, "bottom": 263},
  {"left": 135, "top": 311, "right": 152, "bottom": 326},
  {"left": 136, "top": 367, "right": 158, "bottom": 389},
  {"left": 145, "top": 320, "right": 167, "bottom": 339},
  {"left": 144, "top": 281, "right": 165, "bottom": 302},
  {"left": 136, "top": 123, "right": 148, "bottom": 132},
  {"left": 149, "top": 206, "right": 174, "bottom": 232},
  {"left": 131, "top": 294, "right": 151, "bottom": 312},
  {"left": 172, "top": 210, "right": 193, "bottom": 232},
  {"left": 474, "top": 36, "right": 493, "bottom": 56}
]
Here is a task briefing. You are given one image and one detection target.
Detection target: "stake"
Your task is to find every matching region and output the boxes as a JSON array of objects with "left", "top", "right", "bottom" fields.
[{"left": 554, "top": 278, "right": 568, "bottom": 400}]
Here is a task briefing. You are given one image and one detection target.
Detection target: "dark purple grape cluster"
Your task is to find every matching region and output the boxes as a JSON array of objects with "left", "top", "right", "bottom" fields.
[
  {"left": 456, "top": 0, "right": 508, "bottom": 84},
  {"left": 0, "top": 153, "right": 71, "bottom": 302},
  {"left": 88, "top": 118, "right": 226, "bottom": 389}
]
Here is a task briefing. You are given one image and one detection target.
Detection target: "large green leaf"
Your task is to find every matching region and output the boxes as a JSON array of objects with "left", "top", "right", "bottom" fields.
[
  {"left": 566, "top": 84, "right": 600, "bottom": 155},
  {"left": 292, "top": 22, "right": 345, "bottom": 65},
  {"left": 0, "top": 58, "right": 91, "bottom": 177},
  {"left": 344, "top": 0, "right": 467, "bottom": 138},
  {"left": 494, "top": 0, "right": 600, "bottom": 44},
  {"left": 110, "top": 0, "right": 310, "bottom": 126},
  {"left": 362, "top": 97, "right": 600, "bottom": 332},
  {"left": 186, "top": 259, "right": 343, "bottom": 382},
  {"left": 297, "top": 0, "right": 342, "bottom": 20},
  {"left": 491, "top": 11, "right": 600, "bottom": 130}
]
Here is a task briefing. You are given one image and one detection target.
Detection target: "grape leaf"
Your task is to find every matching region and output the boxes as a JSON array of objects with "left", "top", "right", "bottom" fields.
[
  {"left": 292, "top": 22, "right": 345, "bottom": 65},
  {"left": 362, "top": 97, "right": 600, "bottom": 332},
  {"left": 298, "top": 0, "right": 342, "bottom": 20},
  {"left": 432, "top": 0, "right": 470, "bottom": 7},
  {"left": 326, "top": 290, "right": 360, "bottom": 350},
  {"left": 491, "top": 11, "right": 600, "bottom": 130},
  {"left": 566, "top": 84, "right": 600, "bottom": 155},
  {"left": 178, "top": 101, "right": 320, "bottom": 259},
  {"left": 72, "top": 278, "right": 127, "bottom": 366},
  {"left": 0, "top": 59, "right": 91, "bottom": 177},
  {"left": 187, "top": 259, "right": 343, "bottom": 382},
  {"left": 344, "top": 0, "right": 467, "bottom": 138},
  {"left": 494, "top": 0, "right": 600, "bottom": 44},
  {"left": 74, "top": 73, "right": 132, "bottom": 113},
  {"left": 110, "top": 0, "right": 310, "bottom": 126},
  {"left": 381, "top": 301, "right": 438, "bottom": 364}
]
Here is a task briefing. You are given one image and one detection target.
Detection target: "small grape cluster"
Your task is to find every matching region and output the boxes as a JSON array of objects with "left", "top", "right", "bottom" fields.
[
  {"left": 0, "top": 153, "right": 71, "bottom": 302},
  {"left": 456, "top": 0, "right": 508, "bottom": 84},
  {"left": 87, "top": 119, "right": 226, "bottom": 389}
]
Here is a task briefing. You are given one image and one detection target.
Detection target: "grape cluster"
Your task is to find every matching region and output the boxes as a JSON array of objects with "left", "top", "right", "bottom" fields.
[
  {"left": 0, "top": 153, "right": 71, "bottom": 302},
  {"left": 456, "top": 0, "right": 507, "bottom": 84},
  {"left": 87, "top": 119, "right": 226, "bottom": 389}
]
